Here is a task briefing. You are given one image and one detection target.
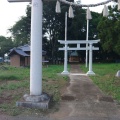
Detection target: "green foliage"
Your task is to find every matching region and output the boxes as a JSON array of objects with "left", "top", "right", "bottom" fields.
[
  {"left": 43, "top": 1, "right": 67, "bottom": 61},
  {"left": 9, "top": 5, "right": 31, "bottom": 46},
  {"left": 43, "top": 65, "right": 67, "bottom": 79},
  {"left": 0, "top": 66, "right": 30, "bottom": 81},
  {"left": 42, "top": 65, "right": 69, "bottom": 101},
  {"left": 0, "top": 75, "right": 19, "bottom": 80},
  {"left": 8, "top": 1, "right": 102, "bottom": 62},
  {"left": 97, "top": 5, "right": 120, "bottom": 55},
  {"left": 81, "top": 63, "right": 120, "bottom": 101},
  {"left": 0, "top": 64, "right": 68, "bottom": 115},
  {"left": 0, "top": 36, "right": 14, "bottom": 57}
]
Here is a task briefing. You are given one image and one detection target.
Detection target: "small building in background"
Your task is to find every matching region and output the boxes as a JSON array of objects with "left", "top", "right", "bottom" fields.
[
  {"left": 8, "top": 44, "right": 46, "bottom": 67},
  {"left": 69, "top": 51, "right": 79, "bottom": 63}
]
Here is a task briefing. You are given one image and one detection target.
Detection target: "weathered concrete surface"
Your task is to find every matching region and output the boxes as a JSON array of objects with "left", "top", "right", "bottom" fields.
[
  {"left": 16, "top": 93, "right": 50, "bottom": 109},
  {"left": 0, "top": 64, "right": 120, "bottom": 120}
]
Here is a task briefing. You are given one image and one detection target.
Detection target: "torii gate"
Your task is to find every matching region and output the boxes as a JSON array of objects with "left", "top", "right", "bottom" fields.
[
  {"left": 7, "top": 0, "right": 115, "bottom": 109},
  {"left": 8, "top": 0, "right": 50, "bottom": 109},
  {"left": 58, "top": 39, "right": 100, "bottom": 75}
]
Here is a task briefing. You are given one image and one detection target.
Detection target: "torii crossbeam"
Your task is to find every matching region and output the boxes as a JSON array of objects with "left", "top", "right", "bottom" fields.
[{"left": 58, "top": 39, "right": 100, "bottom": 75}]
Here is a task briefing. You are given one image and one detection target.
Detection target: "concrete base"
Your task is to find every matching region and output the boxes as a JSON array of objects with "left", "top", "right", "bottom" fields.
[
  {"left": 16, "top": 93, "right": 51, "bottom": 109},
  {"left": 86, "top": 71, "right": 95, "bottom": 75},
  {"left": 61, "top": 71, "right": 69, "bottom": 75}
]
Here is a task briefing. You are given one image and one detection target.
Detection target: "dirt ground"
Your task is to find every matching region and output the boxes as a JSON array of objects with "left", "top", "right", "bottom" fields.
[{"left": 0, "top": 64, "right": 120, "bottom": 120}]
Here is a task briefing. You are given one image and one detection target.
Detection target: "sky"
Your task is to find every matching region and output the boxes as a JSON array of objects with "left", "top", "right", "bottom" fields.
[
  {"left": 0, "top": 0, "right": 29, "bottom": 37},
  {"left": 0, "top": 0, "right": 116, "bottom": 37}
]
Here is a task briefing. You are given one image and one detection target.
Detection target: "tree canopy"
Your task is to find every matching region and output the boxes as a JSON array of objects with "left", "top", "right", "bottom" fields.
[
  {"left": 9, "top": 5, "right": 31, "bottom": 46},
  {"left": 7, "top": 0, "right": 120, "bottom": 61},
  {"left": 97, "top": 5, "right": 120, "bottom": 55},
  {"left": 0, "top": 36, "right": 13, "bottom": 57}
]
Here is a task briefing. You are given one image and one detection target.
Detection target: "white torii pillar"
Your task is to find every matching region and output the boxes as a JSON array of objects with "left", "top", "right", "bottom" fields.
[
  {"left": 30, "top": 0, "right": 42, "bottom": 95},
  {"left": 61, "top": 12, "right": 69, "bottom": 75},
  {"left": 8, "top": 0, "right": 43, "bottom": 96},
  {"left": 86, "top": 43, "right": 95, "bottom": 75},
  {"left": 8, "top": 0, "right": 50, "bottom": 109},
  {"left": 86, "top": 7, "right": 92, "bottom": 68},
  {"left": 86, "top": 19, "right": 89, "bottom": 68},
  {"left": 58, "top": 40, "right": 100, "bottom": 75}
]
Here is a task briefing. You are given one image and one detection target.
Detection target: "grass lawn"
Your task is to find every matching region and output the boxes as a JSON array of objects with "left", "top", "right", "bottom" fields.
[
  {"left": 0, "top": 64, "right": 68, "bottom": 116},
  {"left": 81, "top": 63, "right": 120, "bottom": 102}
]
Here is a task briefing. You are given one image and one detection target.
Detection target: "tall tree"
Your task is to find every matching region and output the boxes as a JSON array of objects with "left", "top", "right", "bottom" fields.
[
  {"left": 9, "top": 1, "right": 102, "bottom": 62},
  {"left": 9, "top": 5, "right": 31, "bottom": 46},
  {"left": 9, "top": 4, "right": 47, "bottom": 47},
  {"left": 43, "top": 0, "right": 88, "bottom": 62},
  {"left": 97, "top": 5, "right": 120, "bottom": 56},
  {"left": 43, "top": 1, "right": 65, "bottom": 62}
]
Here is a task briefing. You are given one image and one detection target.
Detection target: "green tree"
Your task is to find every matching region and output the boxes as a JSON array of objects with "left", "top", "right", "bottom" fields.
[
  {"left": 0, "top": 36, "right": 14, "bottom": 57},
  {"left": 43, "top": 0, "right": 88, "bottom": 62},
  {"left": 9, "top": 1, "right": 102, "bottom": 63},
  {"left": 9, "top": 4, "right": 47, "bottom": 47},
  {"left": 43, "top": 1, "right": 64, "bottom": 62},
  {"left": 9, "top": 5, "right": 31, "bottom": 46},
  {"left": 97, "top": 5, "right": 120, "bottom": 56}
]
